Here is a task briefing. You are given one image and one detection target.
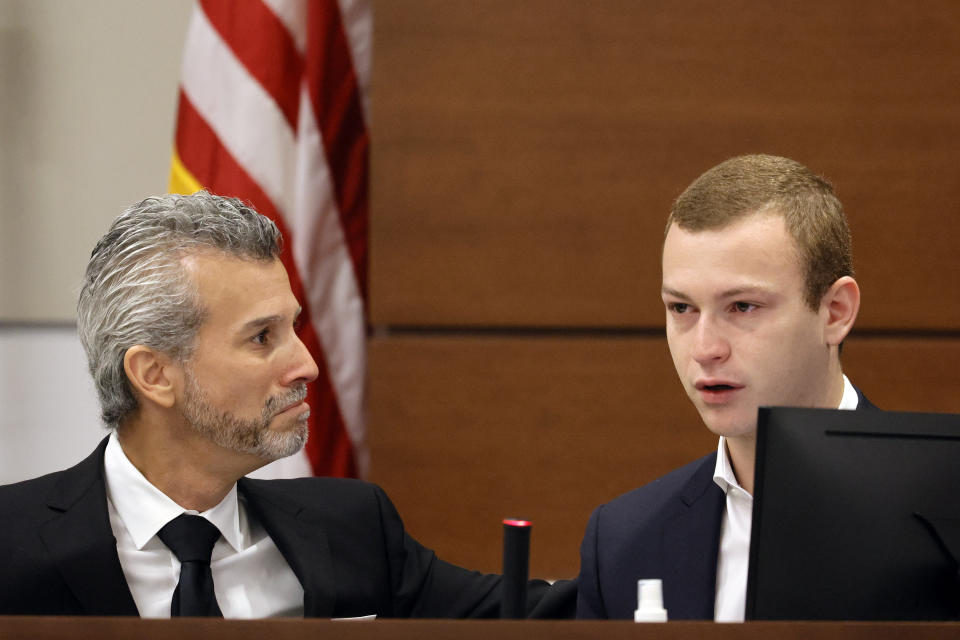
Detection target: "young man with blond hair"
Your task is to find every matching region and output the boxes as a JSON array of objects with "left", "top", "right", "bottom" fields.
[{"left": 577, "top": 154, "right": 875, "bottom": 621}]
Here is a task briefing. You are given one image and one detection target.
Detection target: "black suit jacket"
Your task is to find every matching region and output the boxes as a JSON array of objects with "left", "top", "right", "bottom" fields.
[
  {"left": 0, "top": 438, "right": 572, "bottom": 618},
  {"left": 576, "top": 388, "right": 878, "bottom": 620}
]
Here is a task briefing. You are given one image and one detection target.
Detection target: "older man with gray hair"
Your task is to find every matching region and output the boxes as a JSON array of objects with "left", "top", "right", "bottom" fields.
[{"left": 0, "top": 192, "right": 570, "bottom": 619}]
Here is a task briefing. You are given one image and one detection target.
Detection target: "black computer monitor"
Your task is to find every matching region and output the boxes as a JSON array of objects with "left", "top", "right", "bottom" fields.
[{"left": 746, "top": 407, "right": 960, "bottom": 620}]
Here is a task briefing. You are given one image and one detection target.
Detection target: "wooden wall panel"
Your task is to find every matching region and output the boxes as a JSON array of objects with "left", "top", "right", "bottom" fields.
[
  {"left": 368, "top": 335, "right": 960, "bottom": 579},
  {"left": 841, "top": 337, "right": 960, "bottom": 413},
  {"left": 371, "top": 0, "right": 960, "bottom": 329},
  {"left": 368, "top": 335, "right": 707, "bottom": 579}
]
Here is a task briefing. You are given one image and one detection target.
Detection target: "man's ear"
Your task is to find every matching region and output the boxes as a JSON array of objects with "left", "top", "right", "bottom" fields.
[
  {"left": 123, "top": 346, "right": 178, "bottom": 409},
  {"left": 821, "top": 276, "right": 861, "bottom": 346}
]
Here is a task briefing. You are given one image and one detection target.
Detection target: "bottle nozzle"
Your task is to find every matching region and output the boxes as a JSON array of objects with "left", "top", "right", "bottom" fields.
[{"left": 634, "top": 579, "right": 668, "bottom": 622}]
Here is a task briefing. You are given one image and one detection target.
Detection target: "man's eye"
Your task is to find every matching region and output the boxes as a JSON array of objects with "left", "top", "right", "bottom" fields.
[
  {"left": 252, "top": 329, "right": 270, "bottom": 344},
  {"left": 293, "top": 317, "right": 303, "bottom": 333},
  {"left": 733, "top": 302, "right": 756, "bottom": 313},
  {"left": 668, "top": 303, "right": 690, "bottom": 314}
]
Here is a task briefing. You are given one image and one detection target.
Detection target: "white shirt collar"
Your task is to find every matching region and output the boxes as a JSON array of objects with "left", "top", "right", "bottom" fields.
[
  {"left": 837, "top": 374, "right": 859, "bottom": 410},
  {"left": 713, "top": 374, "right": 859, "bottom": 493},
  {"left": 103, "top": 431, "right": 243, "bottom": 552},
  {"left": 713, "top": 437, "right": 743, "bottom": 496}
]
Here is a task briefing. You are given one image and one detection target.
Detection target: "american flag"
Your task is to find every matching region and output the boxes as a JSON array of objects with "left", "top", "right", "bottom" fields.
[{"left": 169, "top": 0, "right": 370, "bottom": 478}]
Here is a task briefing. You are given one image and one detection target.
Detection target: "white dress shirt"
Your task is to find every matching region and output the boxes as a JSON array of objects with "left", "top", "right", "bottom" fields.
[
  {"left": 103, "top": 432, "right": 304, "bottom": 618},
  {"left": 712, "top": 375, "right": 859, "bottom": 622}
]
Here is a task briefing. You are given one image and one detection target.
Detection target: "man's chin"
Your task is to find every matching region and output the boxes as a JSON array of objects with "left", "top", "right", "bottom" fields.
[
  {"left": 698, "top": 409, "right": 757, "bottom": 440},
  {"left": 255, "top": 422, "right": 309, "bottom": 461}
]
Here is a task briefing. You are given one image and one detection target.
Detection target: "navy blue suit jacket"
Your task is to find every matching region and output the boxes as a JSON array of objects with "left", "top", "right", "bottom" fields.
[{"left": 576, "top": 388, "right": 878, "bottom": 620}]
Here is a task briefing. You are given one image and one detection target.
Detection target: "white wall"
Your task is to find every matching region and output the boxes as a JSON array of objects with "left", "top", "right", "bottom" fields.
[
  {"left": 0, "top": 0, "right": 194, "bottom": 322},
  {"left": 0, "top": 326, "right": 104, "bottom": 483}
]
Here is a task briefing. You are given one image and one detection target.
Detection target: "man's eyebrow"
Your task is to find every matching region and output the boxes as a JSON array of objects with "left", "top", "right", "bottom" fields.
[
  {"left": 661, "top": 286, "right": 689, "bottom": 300},
  {"left": 238, "top": 307, "right": 302, "bottom": 332},
  {"left": 717, "top": 285, "right": 771, "bottom": 298},
  {"left": 240, "top": 315, "right": 283, "bottom": 332},
  {"left": 661, "top": 285, "right": 772, "bottom": 300}
]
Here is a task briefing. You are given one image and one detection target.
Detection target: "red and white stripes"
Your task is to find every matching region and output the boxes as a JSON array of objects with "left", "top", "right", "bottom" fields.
[{"left": 170, "top": 0, "right": 370, "bottom": 478}]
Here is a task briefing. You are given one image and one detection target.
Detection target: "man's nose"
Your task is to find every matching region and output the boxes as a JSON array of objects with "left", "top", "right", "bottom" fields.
[
  {"left": 692, "top": 316, "right": 730, "bottom": 364},
  {"left": 286, "top": 333, "right": 320, "bottom": 385}
]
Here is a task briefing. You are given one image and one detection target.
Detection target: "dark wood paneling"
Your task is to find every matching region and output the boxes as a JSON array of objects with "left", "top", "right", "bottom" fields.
[
  {"left": 368, "top": 335, "right": 960, "bottom": 578},
  {"left": 369, "top": 335, "right": 707, "bottom": 578},
  {"left": 371, "top": 0, "right": 960, "bottom": 329},
  {"left": 842, "top": 336, "right": 960, "bottom": 412}
]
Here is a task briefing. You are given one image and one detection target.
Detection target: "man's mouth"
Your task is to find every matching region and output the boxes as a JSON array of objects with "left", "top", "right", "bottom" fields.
[
  {"left": 267, "top": 386, "right": 309, "bottom": 417},
  {"left": 695, "top": 380, "right": 742, "bottom": 391},
  {"left": 694, "top": 381, "right": 744, "bottom": 403},
  {"left": 279, "top": 400, "right": 305, "bottom": 413}
]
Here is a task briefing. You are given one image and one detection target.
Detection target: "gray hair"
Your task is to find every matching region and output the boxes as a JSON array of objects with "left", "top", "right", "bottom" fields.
[{"left": 77, "top": 191, "right": 282, "bottom": 428}]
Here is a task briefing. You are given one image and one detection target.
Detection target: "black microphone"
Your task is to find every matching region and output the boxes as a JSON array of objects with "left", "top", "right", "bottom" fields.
[{"left": 501, "top": 518, "right": 531, "bottom": 618}]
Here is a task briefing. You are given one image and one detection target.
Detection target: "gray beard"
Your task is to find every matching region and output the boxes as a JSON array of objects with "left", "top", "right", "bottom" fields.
[{"left": 181, "top": 369, "right": 309, "bottom": 461}]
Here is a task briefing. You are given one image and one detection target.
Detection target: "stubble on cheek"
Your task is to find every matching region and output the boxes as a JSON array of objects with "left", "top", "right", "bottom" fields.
[{"left": 181, "top": 374, "right": 309, "bottom": 460}]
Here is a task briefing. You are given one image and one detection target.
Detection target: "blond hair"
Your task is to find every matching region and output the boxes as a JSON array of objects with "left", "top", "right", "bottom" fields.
[{"left": 667, "top": 154, "right": 853, "bottom": 309}]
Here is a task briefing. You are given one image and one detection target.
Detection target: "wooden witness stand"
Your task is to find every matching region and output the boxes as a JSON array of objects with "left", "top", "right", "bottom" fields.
[{"left": 1, "top": 618, "right": 959, "bottom": 640}]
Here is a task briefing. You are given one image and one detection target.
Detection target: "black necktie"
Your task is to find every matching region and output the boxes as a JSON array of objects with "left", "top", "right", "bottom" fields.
[{"left": 157, "top": 514, "right": 224, "bottom": 617}]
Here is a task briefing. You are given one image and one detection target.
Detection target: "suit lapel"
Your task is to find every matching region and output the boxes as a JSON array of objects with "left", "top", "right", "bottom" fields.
[
  {"left": 659, "top": 454, "right": 725, "bottom": 620},
  {"left": 39, "top": 437, "right": 139, "bottom": 615},
  {"left": 855, "top": 385, "right": 879, "bottom": 411},
  {"left": 239, "top": 479, "right": 336, "bottom": 617}
]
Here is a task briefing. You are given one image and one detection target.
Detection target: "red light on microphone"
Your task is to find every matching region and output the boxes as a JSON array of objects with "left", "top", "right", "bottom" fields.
[{"left": 502, "top": 519, "right": 532, "bottom": 527}]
